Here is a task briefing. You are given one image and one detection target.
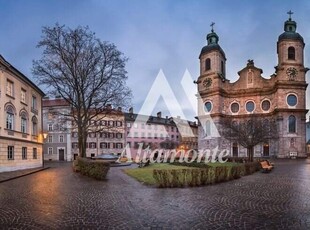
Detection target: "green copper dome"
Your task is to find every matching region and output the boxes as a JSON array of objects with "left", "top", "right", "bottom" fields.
[
  {"left": 199, "top": 23, "right": 226, "bottom": 59},
  {"left": 278, "top": 12, "right": 304, "bottom": 43}
]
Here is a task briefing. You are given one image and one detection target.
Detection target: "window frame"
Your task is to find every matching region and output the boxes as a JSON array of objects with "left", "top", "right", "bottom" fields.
[
  {"left": 22, "top": 147, "right": 27, "bottom": 160},
  {"left": 286, "top": 93, "right": 298, "bottom": 107},
  {"left": 8, "top": 146, "right": 14, "bottom": 160}
]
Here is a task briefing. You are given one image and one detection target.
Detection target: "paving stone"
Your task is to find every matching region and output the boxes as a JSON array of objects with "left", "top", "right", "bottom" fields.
[{"left": 0, "top": 159, "right": 310, "bottom": 229}]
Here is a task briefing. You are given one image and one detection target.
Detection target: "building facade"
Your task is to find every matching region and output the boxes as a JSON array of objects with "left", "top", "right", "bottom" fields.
[
  {"left": 197, "top": 15, "right": 308, "bottom": 158},
  {"left": 0, "top": 55, "right": 45, "bottom": 172},
  {"left": 43, "top": 98, "right": 72, "bottom": 161},
  {"left": 125, "top": 109, "right": 180, "bottom": 160},
  {"left": 71, "top": 108, "right": 125, "bottom": 159},
  {"left": 174, "top": 117, "right": 198, "bottom": 151}
]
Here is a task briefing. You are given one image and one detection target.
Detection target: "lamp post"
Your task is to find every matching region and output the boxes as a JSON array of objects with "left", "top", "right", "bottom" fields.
[{"left": 42, "top": 132, "right": 48, "bottom": 167}]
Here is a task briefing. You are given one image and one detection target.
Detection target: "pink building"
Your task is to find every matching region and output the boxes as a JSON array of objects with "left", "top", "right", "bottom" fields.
[{"left": 124, "top": 109, "right": 180, "bottom": 160}]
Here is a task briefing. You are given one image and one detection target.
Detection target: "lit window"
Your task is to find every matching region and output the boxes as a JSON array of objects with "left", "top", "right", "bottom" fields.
[
  {"left": 6, "top": 80, "right": 14, "bottom": 97},
  {"left": 21, "top": 89, "right": 26, "bottom": 103}
]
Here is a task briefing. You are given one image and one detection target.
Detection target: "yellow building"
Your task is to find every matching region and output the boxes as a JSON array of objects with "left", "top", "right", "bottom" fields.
[{"left": 0, "top": 55, "right": 45, "bottom": 172}]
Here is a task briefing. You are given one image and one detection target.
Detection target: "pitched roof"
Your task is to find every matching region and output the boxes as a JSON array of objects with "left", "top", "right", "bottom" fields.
[
  {"left": 43, "top": 98, "right": 70, "bottom": 107},
  {"left": 0, "top": 55, "right": 45, "bottom": 96}
]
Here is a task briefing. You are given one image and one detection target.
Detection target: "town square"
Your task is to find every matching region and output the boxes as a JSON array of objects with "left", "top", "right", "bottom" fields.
[{"left": 0, "top": 0, "right": 310, "bottom": 229}]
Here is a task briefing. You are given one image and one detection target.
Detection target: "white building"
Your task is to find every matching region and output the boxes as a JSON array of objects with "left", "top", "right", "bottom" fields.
[{"left": 0, "top": 55, "right": 45, "bottom": 172}]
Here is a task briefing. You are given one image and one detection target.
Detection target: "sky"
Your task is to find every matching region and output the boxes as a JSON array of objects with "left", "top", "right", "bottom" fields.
[{"left": 0, "top": 0, "right": 309, "bottom": 120}]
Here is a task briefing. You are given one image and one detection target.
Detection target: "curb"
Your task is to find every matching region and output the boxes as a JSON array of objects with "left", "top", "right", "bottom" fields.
[{"left": 0, "top": 167, "right": 51, "bottom": 183}]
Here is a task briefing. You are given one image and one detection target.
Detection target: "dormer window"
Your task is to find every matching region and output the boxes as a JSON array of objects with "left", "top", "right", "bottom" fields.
[
  {"left": 288, "top": 46, "right": 295, "bottom": 60},
  {"left": 205, "top": 58, "right": 211, "bottom": 71}
]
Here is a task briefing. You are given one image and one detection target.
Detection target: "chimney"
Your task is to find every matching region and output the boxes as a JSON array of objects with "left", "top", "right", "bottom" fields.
[
  {"left": 129, "top": 107, "right": 133, "bottom": 114},
  {"left": 166, "top": 116, "right": 168, "bottom": 119},
  {"left": 157, "top": 111, "right": 162, "bottom": 118}
]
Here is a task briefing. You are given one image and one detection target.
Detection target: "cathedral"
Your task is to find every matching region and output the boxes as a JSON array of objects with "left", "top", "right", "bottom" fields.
[{"left": 197, "top": 13, "right": 308, "bottom": 158}]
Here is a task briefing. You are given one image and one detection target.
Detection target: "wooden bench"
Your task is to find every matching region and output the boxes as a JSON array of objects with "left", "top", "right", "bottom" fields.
[{"left": 260, "top": 160, "right": 273, "bottom": 172}]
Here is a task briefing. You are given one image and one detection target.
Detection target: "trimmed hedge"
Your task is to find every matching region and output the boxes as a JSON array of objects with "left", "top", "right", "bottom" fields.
[
  {"left": 243, "top": 162, "right": 261, "bottom": 175},
  {"left": 76, "top": 157, "right": 110, "bottom": 180},
  {"left": 170, "top": 161, "right": 210, "bottom": 168},
  {"left": 153, "top": 164, "right": 245, "bottom": 188}
]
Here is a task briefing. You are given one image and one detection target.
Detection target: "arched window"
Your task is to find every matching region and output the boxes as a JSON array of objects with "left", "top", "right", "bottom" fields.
[
  {"left": 288, "top": 115, "right": 296, "bottom": 133},
  {"left": 288, "top": 46, "right": 295, "bottom": 60},
  {"left": 6, "top": 106, "right": 14, "bottom": 130},
  {"left": 205, "top": 120, "right": 211, "bottom": 136},
  {"left": 221, "top": 61, "right": 225, "bottom": 75},
  {"left": 21, "top": 112, "right": 27, "bottom": 133},
  {"left": 205, "top": 58, "right": 211, "bottom": 71},
  {"left": 32, "top": 116, "right": 38, "bottom": 136}
]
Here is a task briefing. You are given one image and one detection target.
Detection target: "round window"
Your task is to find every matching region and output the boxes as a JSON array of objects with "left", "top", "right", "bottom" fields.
[
  {"left": 261, "top": 100, "right": 271, "bottom": 111},
  {"left": 231, "top": 102, "right": 239, "bottom": 113},
  {"left": 287, "top": 94, "right": 297, "bottom": 106},
  {"left": 246, "top": 101, "right": 255, "bottom": 112},
  {"left": 204, "top": 101, "right": 212, "bottom": 112}
]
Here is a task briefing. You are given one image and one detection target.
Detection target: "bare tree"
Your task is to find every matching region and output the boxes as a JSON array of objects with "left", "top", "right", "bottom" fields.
[
  {"left": 33, "top": 24, "right": 131, "bottom": 157},
  {"left": 220, "top": 116, "right": 278, "bottom": 162}
]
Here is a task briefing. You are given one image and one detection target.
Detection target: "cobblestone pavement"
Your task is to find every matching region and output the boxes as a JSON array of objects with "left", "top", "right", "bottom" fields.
[
  {"left": 0, "top": 160, "right": 310, "bottom": 230},
  {"left": 0, "top": 167, "right": 47, "bottom": 183}
]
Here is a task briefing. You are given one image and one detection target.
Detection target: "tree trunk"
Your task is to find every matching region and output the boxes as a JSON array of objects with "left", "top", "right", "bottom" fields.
[
  {"left": 247, "top": 147, "right": 254, "bottom": 162},
  {"left": 78, "top": 127, "right": 87, "bottom": 158}
]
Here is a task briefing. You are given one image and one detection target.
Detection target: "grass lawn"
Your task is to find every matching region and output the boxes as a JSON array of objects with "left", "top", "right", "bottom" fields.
[
  {"left": 123, "top": 163, "right": 196, "bottom": 185},
  {"left": 123, "top": 162, "right": 240, "bottom": 185}
]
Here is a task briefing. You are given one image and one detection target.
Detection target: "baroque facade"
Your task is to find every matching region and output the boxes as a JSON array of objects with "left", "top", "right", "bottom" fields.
[
  {"left": 0, "top": 55, "right": 45, "bottom": 172},
  {"left": 197, "top": 15, "right": 308, "bottom": 158}
]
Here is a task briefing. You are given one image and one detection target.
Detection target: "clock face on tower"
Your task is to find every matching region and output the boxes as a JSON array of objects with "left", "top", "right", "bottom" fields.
[
  {"left": 286, "top": 67, "right": 298, "bottom": 81},
  {"left": 203, "top": 78, "right": 212, "bottom": 88}
]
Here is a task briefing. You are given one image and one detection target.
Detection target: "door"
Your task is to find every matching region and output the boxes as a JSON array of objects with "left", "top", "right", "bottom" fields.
[
  {"left": 263, "top": 143, "right": 269, "bottom": 157},
  {"left": 232, "top": 143, "right": 238, "bottom": 157},
  {"left": 59, "top": 149, "right": 65, "bottom": 161}
]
